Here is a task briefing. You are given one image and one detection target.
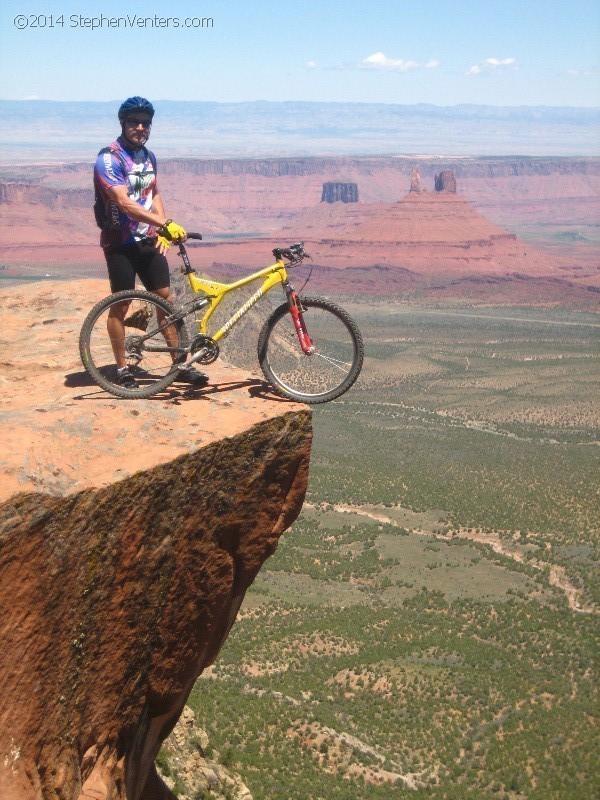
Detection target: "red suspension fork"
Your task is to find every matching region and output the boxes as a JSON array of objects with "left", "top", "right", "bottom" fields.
[{"left": 287, "top": 290, "right": 314, "bottom": 354}]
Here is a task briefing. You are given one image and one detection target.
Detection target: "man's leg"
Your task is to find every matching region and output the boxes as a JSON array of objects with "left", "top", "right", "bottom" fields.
[
  {"left": 107, "top": 301, "right": 131, "bottom": 369},
  {"left": 153, "top": 285, "right": 173, "bottom": 304},
  {"left": 104, "top": 246, "right": 137, "bottom": 370},
  {"left": 138, "top": 255, "right": 179, "bottom": 357},
  {"left": 139, "top": 242, "right": 208, "bottom": 384},
  {"left": 153, "top": 287, "right": 181, "bottom": 358}
]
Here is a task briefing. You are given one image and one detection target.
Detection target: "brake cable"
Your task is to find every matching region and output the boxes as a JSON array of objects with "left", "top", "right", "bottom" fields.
[{"left": 297, "top": 263, "right": 313, "bottom": 295}]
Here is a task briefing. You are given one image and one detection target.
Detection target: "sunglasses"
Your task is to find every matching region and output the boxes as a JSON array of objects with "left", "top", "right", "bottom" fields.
[{"left": 124, "top": 117, "right": 152, "bottom": 128}]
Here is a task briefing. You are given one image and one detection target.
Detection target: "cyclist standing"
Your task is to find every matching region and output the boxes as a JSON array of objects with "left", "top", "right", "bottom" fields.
[{"left": 93, "top": 96, "right": 207, "bottom": 388}]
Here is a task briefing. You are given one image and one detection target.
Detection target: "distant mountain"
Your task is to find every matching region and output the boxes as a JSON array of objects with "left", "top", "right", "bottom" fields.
[{"left": 0, "top": 100, "right": 598, "bottom": 163}]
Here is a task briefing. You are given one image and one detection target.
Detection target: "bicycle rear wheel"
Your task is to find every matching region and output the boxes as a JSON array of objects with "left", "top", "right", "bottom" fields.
[
  {"left": 79, "top": 289, "right": 189, "bottom": 399},
  {"left": 258, "top": 295, "right": 363, "bottom": 403}
]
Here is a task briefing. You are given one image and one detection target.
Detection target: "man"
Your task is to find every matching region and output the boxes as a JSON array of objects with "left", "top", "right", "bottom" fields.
[{"left": 94, "top": 96, "right": 207, "bottom": 389}]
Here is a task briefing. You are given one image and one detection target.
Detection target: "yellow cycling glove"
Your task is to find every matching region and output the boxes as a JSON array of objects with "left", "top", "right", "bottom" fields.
[
  {"left": 156, "top": 235, "right": 171, "bottom": 250},
  {"left": 158, "top": 219, "right": 187, "bottom": 242}
]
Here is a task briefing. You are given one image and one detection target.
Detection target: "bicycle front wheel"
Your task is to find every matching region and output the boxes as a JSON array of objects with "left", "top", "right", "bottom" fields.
[
  {"left": 258, "top": 296, "right": 363, "bottom": 403},
  {"left": 79, "top": 290, "right": 189, "bottom": 399}
]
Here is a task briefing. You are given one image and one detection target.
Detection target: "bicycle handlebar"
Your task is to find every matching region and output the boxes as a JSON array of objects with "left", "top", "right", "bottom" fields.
[
  {"left": 176, "top": 233, "right": 309, "bottom": 265},
  {"left": 272, "top": 242, "right": 309, "bottom": 262}
]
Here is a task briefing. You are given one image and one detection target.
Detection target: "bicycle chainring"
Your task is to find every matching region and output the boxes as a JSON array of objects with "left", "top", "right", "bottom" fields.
[{"left": 191, "top": 334, "right": 219, "bottom": 364}]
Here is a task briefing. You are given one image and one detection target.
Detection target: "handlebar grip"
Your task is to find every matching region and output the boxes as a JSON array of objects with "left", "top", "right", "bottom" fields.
[{"left": 187, "top": 232, "right": 203, "bottom": 240}]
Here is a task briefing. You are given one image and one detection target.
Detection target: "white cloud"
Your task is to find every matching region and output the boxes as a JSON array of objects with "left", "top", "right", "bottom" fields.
[
  {"left": 567, "top": 68, "right": 597, "bottom": 77},
  {"left": 486, "top": 57, "right": 517, "bottom": 67},
  {"left": 305, "top": 60, "right": 318, "bottom": 69},
  {"left": 22, "top": 95, "right": 41, "bottom": 100},
  {"left": 359, "top": 52, "right": 440, "bottom": 72},
  {"left": 467, "top": 57, "right": 518, "bottom": 76}
]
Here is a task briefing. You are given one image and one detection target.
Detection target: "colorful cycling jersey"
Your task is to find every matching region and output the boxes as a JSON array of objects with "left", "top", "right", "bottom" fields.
[{"left": 93, "top": 137, "right": 158, "bottom": 248}]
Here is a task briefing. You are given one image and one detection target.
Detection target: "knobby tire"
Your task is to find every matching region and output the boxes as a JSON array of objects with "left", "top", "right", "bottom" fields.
[
  {"left": 79, "top": 289, "right": 189, "bottom": 399},
  {"left": 257, "top": 295, "right": 363, "bottom": 403}
]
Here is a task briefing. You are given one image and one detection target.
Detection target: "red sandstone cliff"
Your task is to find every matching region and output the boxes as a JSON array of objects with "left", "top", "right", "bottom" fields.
[
  {"left": 0, "top": 281, "right": 312, "bottom": 799},
  {"left": 0, "top": 155, "right": 598, "bottom": 265},
  {"left": 0, "top": 156, "right": 597, "bottom": 306}
]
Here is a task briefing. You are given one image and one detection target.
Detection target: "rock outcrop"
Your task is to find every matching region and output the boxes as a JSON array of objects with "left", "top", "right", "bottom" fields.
[
  {"left": 0, "top": 156, "right": 596, "bottom": 305},
  {"left": 435, "top": 170, "right": 457, "bottom": 193},
  {"left": 409, "top": 168, "right": 424, "bottom": 194},
  {"left": 0, "top": 280, "right": 312, "bottom": 800},
  {"left": 321, "top": 182, "right": 358, "bottom": 203},
  {"left": 157, "top": 706, "right": 252, "bottom": 800}
]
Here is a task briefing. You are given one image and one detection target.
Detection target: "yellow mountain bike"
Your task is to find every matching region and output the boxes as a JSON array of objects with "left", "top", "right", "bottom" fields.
[{"left": 79, "top": 236, "right": 363, "bottom": 403}]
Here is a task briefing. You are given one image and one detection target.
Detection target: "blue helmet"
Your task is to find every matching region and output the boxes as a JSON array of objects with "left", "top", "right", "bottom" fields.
[{"left": 118, "top": 96, "right": 155, "bottom": 121}]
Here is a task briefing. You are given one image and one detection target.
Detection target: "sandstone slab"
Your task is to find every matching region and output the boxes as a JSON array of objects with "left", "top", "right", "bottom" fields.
[{"left": 0, "top": 280, "right": 312, "bottom": 799}]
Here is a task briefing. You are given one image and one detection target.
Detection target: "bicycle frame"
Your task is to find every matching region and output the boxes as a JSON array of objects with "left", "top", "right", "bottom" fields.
[{"left": 178, "top": 243, "right": 314, "bottom": 353}]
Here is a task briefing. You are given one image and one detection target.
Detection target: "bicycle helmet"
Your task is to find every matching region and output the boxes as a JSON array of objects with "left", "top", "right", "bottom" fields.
[{"left": 118, "top": 96, "right": 155, "bottom": 121}]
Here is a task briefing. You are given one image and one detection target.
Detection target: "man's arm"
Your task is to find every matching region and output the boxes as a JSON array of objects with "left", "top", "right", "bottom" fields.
[
  {"left": 104, "top": 186, "right": 183, "bottom": 254},
  {"left": 105, "top": 184, "right": 167, "bottom": 229},
  {"left": 152, "top": 190, "right": 166, "bottom": 222}
]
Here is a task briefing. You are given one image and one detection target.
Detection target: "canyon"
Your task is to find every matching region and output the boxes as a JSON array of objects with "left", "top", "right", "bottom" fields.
[
  {"left": 0, "top": 148, "right": 597, "bottom": 797},
  {"left": 0, "top": 155, "right": 598, "bottom": 306}
]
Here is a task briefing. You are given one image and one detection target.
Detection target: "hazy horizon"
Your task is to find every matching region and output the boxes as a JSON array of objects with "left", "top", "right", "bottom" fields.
[
  {"left": 0, "top": 100, "right": 598, "bottom": 163},
  {"left": 2, "top": 1, "right": 597, "bottom": 161}
]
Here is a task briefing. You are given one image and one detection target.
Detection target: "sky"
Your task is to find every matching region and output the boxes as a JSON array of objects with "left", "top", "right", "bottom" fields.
[{"left": 0, "top": 0, "right": 598, "bottom": 107}]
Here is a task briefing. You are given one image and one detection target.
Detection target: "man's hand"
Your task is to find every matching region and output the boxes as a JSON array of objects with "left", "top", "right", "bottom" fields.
[
  {"left": 159, "top": 220, "right": 187, "bottom": 242},
  {"left": 155, "top": 220, "right": 187, "bottom": 255},
  {"left": 155, "top": 234, "right": 172, "bottom": 255}
]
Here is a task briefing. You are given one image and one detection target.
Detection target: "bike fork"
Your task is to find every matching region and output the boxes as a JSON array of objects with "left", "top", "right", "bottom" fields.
[{"left": 284, "top": 284, "right": 314, "bottom": 354}]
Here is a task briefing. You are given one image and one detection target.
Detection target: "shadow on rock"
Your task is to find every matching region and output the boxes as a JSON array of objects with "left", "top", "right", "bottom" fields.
[
  {"left": 64, "top": 369, "right": 98, "bottom": 388},
  {"left": 64, "top": 372, "right": 288, "bottom": 406}
]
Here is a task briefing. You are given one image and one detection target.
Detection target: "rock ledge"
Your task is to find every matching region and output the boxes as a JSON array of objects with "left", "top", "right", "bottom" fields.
[{"left": 0, "top": 280, "right": 311, "bottom": 799}]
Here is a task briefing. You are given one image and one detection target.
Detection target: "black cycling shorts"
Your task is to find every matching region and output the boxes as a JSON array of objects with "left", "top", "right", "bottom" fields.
[{"left": 104, "top": 239, "right": 170, "bottom": 293}]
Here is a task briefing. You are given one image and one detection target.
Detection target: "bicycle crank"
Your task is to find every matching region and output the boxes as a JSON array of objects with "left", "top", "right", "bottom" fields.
[
  {"left": 177, "top": 335, "right": 219, "bottom": 370},
  {"left": 191, "top": 335, "right": 219, "bottom": 364}
]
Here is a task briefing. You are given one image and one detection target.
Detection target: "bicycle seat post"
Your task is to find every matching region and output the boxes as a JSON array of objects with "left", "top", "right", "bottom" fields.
[
  {"left": 178, "top": 242, "right": 194, "bottom": 275},
  {"left": 177, "top": 232, "right": 203, "bottom": 275}
]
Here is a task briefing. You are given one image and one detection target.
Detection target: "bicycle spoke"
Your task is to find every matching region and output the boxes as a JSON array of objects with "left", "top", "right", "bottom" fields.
[{"left": 312, "top": 351, "right": 353, "bottom": 372}]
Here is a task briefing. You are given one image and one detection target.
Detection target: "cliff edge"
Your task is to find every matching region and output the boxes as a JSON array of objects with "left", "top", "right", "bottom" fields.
[{"left": 0, "top": 280, "right": 312, "bottom": 799}]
